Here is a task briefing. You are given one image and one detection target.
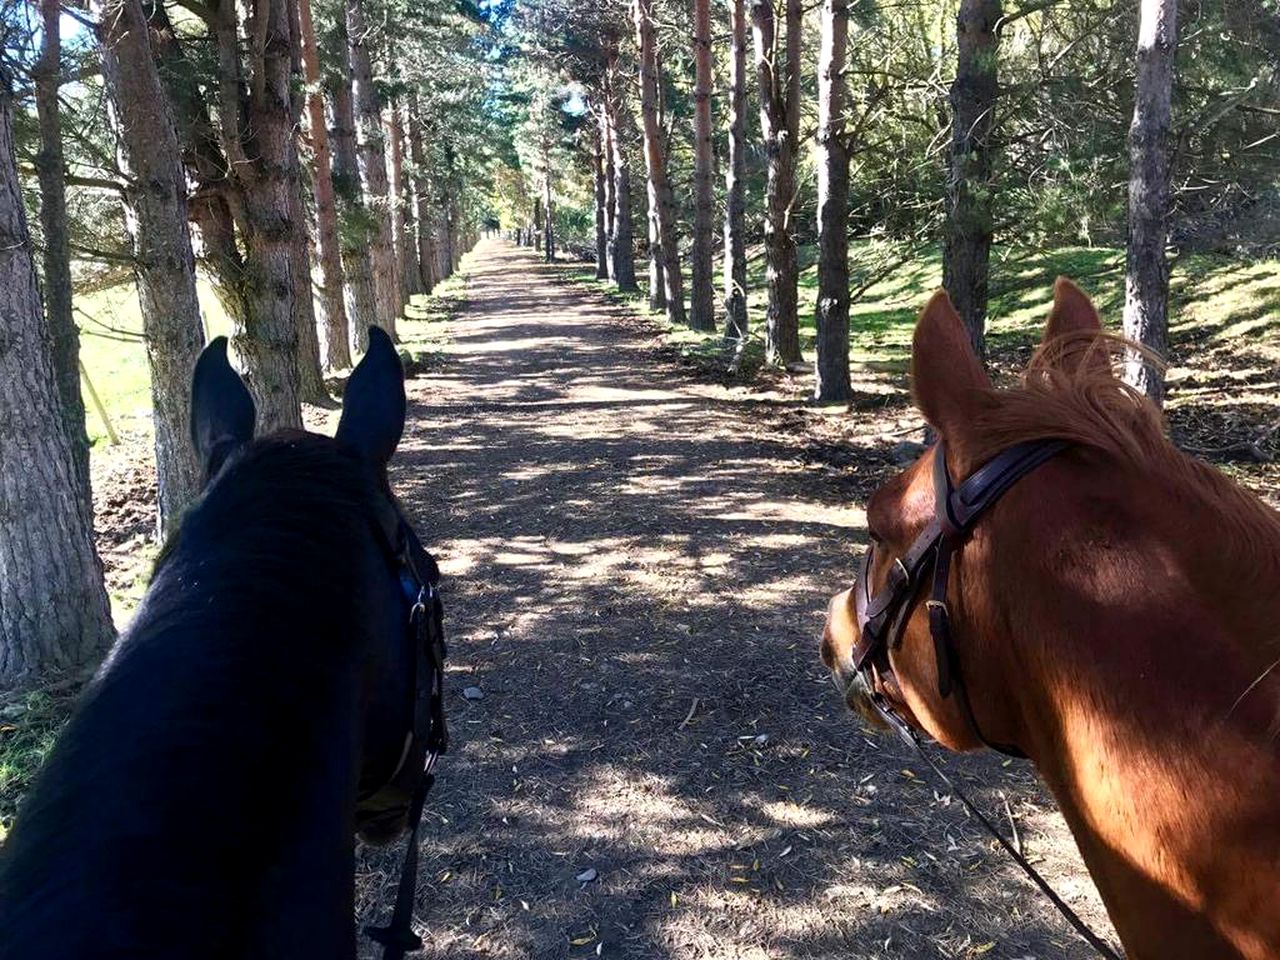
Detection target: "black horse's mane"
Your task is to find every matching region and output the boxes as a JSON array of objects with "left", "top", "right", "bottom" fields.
[{"left": 0, "top": 431, "right": 395, "bottom": 956}]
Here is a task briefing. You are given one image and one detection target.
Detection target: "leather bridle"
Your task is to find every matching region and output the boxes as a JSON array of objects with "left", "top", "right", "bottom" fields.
[
  {"left": 358, "top": 501, "right": 449, "bottom": 960},
  {"left": 851, "top": 438, "right": 1068, "bottom": 757}
]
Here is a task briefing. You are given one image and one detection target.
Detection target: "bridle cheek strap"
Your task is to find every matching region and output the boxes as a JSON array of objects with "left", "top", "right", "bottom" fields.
[{"left": 852, "top": 438, "right": 1068, "bottom": 757}]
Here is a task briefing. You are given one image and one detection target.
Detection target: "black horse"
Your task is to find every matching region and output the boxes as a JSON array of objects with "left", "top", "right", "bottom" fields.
[{"left": 0, "top": 328, "right": 444, "bottom": 959}]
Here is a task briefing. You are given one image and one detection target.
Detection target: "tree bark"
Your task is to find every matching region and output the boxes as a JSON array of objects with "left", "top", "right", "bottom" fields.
[
  {"left": 593, "top": 122, "right": 609, "bottom": 280},
  {"left": 599, "top": 105, "right": 617, "bottom": 282},
  {"left": 347, "top": 0, "right": 398, "bottom": 338},
  {"left": 632, "top": 2, "right": 683, "bottom": 320},
  {"left": 297, "top": 0, "right": 351, "bottom": 369},
  {"left": 96, "top": 0, "right": 207, "bottom": 529},
  {"left": 689, "top": 0, "right": 716, "bottom": 332},
  {"left": 722, "top": 0, "right": 749, "bottom": 346},
  {"left": 33, "top": 0, "right": 91, "bottom": 508},
  {"left": 1123, "top": 0, "right": 1179, "bottom": 406},
  {"left": 942, "top": 0, "right": 1002, "bottom": 361},
  {"left": 407, "top": 93, "right": 436, "bottom": 295},
  {"left": 0, "top": 71, "right": 114, "bottom": 689},
  {"left": 813, "top": 0, "right": 852, "bottom": 402},
  {"left": 285, "top": 0, "right": 329, "bottom": 406},
  {"left": 542, "top": 159, "right": 554, "bottom": 262},
  {"left": 606, "top": 87, "right": 638, "bottom": 292},
  {"left": 751, "top": 0, "right": 802, "bottom": 366},
  {"left": 210, "top": 0, "right": 303, "bottom": 431},
  {"left": 387, "top": 101, "right": 421, "bottom": 301},
  {"left": 328, "top": 63, "right": 378, "bottom": 356}
]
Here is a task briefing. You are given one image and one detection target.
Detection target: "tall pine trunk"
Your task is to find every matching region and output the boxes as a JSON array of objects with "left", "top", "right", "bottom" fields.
[
  {"left": 632, "top": 0, "right": 683, "bottom": 321},
  {"left": 328, "top": 50, "right": 378, "bottom": 355},
  {"left": 297, "top": 0, "right": 351, "bottom": 369},
  {"left": 722, "top": 0, "right": 749, "bottom": 346},
  {"left": 33, "top": 0, "right": 91, "bottom": 508},
  {"left": 593, "top": 123, "right": 610, "bottom": 280},
  {"left": 751, "top": 0, "right": 802, "bottom": 366},
  {"left": 604, "top": 67, "right": 639, "bottom": 292},
  {"left": 391, "top": 102, "right": 423, "bottom": 299},
  {"left": 0, "top": 71, "right": 114, "bottom": 688},
  {"left": 407, "top": 94, "right": 436, "bottom": 295},
  {"left": 1123, "top": 0, "right": 1178, "bottom": 406},
  {"left": 211, "top": 0, "right": 302, "bottom": 431},
  {"left": 96, "top": 0, "right": 206, "bottom": 529},
  {"left": 942, "top": 0, "right": 1001, "bottom": 360},
  {"left": 347, "top": 0, "right": 398, "bottom": 338},
  {"left": 599, "top": 105, "right": 617, "bottom": 281},
  {"left": 813, "top": 0, "right": 852, "bottom": 402},
  {"left": 542, "top": 158, "right": 555, "bottom": 262},
  {"left": 689, "top": 0, "right": 716, "bottom": 332},
  {"left": 285, "top": 0, "right": 329, "bottom": 406}
]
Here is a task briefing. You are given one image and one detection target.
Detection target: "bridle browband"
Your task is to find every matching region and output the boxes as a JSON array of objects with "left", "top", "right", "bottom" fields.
[
  {"left": 848, "top": 438, "right": 1123, "bottom": 960},
  {"left": 852, "top": 437, "right": 1067, "bottom": 756},
  {"left": 359, "top": 501, "right": 450, "bottom": 960}
]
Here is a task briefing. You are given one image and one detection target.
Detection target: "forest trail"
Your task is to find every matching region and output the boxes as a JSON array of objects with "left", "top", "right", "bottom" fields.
[{"left": 357, "top": 239, "right": 1116, "bottom": 959}]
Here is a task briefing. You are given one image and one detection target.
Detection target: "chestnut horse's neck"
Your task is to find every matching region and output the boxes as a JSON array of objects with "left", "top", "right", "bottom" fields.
[{"left": 984, "top": 453, "right": 1280, "bottom": 960}]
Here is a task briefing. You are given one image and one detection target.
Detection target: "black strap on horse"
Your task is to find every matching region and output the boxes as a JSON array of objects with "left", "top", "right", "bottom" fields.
[
  {"left": 849, "top": 439, "right": 1123, "bottom": 960},
  {"left": 363, "top": 511, "right": 449, "bottom": 960}
]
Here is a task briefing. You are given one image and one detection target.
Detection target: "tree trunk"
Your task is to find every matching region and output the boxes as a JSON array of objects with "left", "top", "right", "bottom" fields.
[
  {"left": 631, "top": 5, "right": 682, "bottom": 319},
  {"left": 593, "top": 126, "right": 609, "bottom": 280},
  {"left": 0, "top": 72, "right": 114, "bottom": 689},
  {"left": 297, "top": 0, "right": 350, "bottom": 369},
  {"left": 1123, "top": 0, "right": 1178, "bottom": 406},
  {"left": 33, "top": 0, "right": 91, "bottom": 508},
  {"left": 407, "top": 93, "right": 436, "bottom": 295},
  {"left": 607, "top": 88, "right": 638, "bottom": 292},
  {"left": 942, "top": 0, "right": 1002, "bottom": 361},
  {"left": 751, "top": 0, "right": 802, "bottom": 366},
  {"left": 328, "top": 66, "right": 378, "bottom": 356},
  {"left": 96, "top": 0, "right": 207, "bottom": 529},
  {"left": 599, "top": 105, "right": 617, "bottom": 282},
  {"left": 210, "top": 0, "right": 302, "bottom": 431},
  {"left": 723, "top": 0, "right": 749, "bottom": 346},
  {"left": 387, "top": 101, "right": 420, "bottom": 301},
  {"left": 689, "top": 0, "right": 716, "bottom": 332},
  {"left": 813, "top": 0, "right": 852, "bottom": 402},
  {"left": 542, "top": 167, "right": 554, "bottom": 262},
  {"left": 285, "top": 0, "right": 329, "bottom": 406},
  {"left": 533, "top": 196, "right": 543, "bottom": 253},
  {"left": 347, "top": 0, "right": 398, "bottom": 338},
  {"left": 142, "top": 0, "right": 249, "bottom": 343}
]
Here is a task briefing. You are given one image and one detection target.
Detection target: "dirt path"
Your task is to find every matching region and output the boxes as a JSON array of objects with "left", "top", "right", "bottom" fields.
[{"left": 356, "top": 240, "right": 1116, "bottom": 960}]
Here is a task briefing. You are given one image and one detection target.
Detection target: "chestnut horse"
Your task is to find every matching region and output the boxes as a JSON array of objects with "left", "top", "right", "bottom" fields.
[{"left": 822, "top": 280, "right": 1280, "bottom": 960}]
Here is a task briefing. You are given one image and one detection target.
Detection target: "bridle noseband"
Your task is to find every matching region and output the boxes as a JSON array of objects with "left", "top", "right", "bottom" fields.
[{"left": 851, "top": 438, "right": 1068, "bottom": 757}]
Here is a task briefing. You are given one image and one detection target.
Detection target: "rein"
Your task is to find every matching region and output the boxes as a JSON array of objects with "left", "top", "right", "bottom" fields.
[
  {"left": 850, "top": 439, "right": 1123, "bottom": 960},
  {"left": 360, "top": 506, "right": 449, "bottom": 960}
]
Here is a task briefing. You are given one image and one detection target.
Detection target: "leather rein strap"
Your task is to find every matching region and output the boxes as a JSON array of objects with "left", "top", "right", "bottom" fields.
[
  {"left": 363, "top": 509, "right": 449, "bottom": 960},
  {"left": 850, "top": 438, "right": 1123, "bottom": 960}
]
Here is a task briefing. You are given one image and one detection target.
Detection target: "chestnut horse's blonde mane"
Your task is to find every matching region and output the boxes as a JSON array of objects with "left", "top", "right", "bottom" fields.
[{"left": 965, "top": 331, "right": 1280, "bottom": 551}]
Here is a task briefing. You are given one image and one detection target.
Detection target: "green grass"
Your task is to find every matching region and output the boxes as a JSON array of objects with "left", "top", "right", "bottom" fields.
[
  {"left": 572, "top": 241, "right": 1280, "bottom": 387},
  {"left": 78, "top": 280, "right": 236, "bottom": 445},
  {"left": 0, "top": 688, "right": 77, "bottom": 838}
]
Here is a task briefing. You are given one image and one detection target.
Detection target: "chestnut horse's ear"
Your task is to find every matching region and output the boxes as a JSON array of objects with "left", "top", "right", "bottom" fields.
[
  {"left": 1042, "top": 277, "right": 1111, "bottom": 377},
  {"left": 911, "top": 289, "right": 991, "bottom": 440},
  {"left": 190, "top": 337, "right": 256, "bottom": 482}
]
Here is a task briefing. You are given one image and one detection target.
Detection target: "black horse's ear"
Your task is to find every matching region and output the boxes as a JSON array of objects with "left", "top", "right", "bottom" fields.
[
  {"left": 336, "top": 326, "right": 406, "bottom": 466},
  {"left": 190, "top": 336, "right": 255, "bottom": 480}
]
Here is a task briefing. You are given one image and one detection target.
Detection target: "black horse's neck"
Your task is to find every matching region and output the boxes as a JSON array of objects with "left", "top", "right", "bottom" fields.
[{"left": 0, "top": 436, "right": 395, "bottom": 960}]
